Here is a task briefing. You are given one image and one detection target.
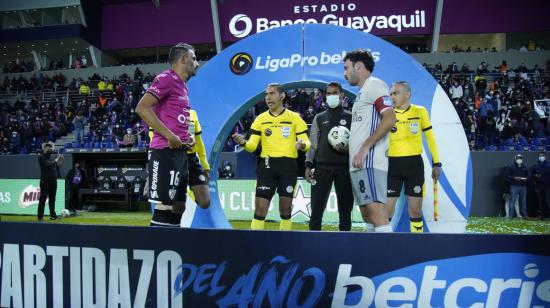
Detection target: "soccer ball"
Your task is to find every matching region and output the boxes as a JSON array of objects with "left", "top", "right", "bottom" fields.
[
  {"left": 327, "top": 126, "right": 350, "bottom": 152},
  {"left": 61, "top": 209, "right": 71, "bottom": 218}
]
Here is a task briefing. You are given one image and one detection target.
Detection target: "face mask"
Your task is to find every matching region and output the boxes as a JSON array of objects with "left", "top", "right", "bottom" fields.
[
  {"left": 540, "top": 156, "right": 546, "bottom": 163},
  {"left": 326, "top": 95, "right": 340, "bottom": 108},
  {"left": 516, "top": 159, "right": 522, "bottom": 165}
]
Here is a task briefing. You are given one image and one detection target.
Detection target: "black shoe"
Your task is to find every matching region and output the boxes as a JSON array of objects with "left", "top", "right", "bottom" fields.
[{"left": 50, "top": 216, "right": 58, "bottom": 220}]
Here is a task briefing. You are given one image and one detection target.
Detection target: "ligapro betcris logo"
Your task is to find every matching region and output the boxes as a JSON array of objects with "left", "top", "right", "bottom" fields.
[
  {"left": 19, "top": 184, "right": 41, "bottom": 208},
  {"left": 230, "top": 50, "right": 380, "bottom": 74}
]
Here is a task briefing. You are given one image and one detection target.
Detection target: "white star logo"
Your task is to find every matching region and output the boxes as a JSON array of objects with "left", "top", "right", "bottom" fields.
[{"left": 291, "top": 183, "right": 311, "bottom": 219}]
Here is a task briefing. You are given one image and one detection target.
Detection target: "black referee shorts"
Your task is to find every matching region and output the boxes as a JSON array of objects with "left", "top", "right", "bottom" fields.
[
  {"left": 188, "top": 153, "right": 208, "bottom": 187},
  {"left": 387, "top": 155, "right": 424, "bottom": 198},
  {"left": 256, "top": 157, "right": 297, "bottom": 200}
]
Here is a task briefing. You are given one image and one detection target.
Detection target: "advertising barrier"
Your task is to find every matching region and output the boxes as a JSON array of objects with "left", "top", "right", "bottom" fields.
[
  {"left": 0, "top": 179, "right": 65, "bottom": 215},
  {"left": 0, "top": 223, "right": 548, "bottom": 307}
]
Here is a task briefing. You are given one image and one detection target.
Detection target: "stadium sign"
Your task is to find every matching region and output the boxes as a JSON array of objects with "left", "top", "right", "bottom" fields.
[
  {"left": 0, "top": 223, "right": 548, "bottom": 307},
  {"left": 220, "top": 0, "right": 434, "bottom": 40},
  {"left": 187, "top": 24, "right": 472, "bottom": 233},
  {"left": 0, "top": 179, "right": 65, "bottom": 215}
]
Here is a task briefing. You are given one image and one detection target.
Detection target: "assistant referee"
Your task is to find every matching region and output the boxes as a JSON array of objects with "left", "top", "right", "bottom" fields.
[
  {"left": 232, "top": 83, "right": 310, "bottom": 230},
  {"left": 387, "top": 81, "right": 441, "bottom": 232}
]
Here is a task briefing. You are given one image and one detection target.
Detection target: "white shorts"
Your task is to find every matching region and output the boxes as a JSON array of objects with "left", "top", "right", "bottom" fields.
[{"left": 350, "top": 168, "right": 387, "bottom": 206}]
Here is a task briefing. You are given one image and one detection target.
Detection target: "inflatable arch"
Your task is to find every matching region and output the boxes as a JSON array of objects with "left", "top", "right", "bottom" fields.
[{"left": 182, "top": 24, "right": 472, "bottom": 233}]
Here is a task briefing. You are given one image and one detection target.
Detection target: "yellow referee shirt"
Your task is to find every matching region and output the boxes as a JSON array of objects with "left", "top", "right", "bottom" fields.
[
  {"left": 389, "top": 104, "right": 440, "bottom": 163},
  {"left": 244, "top": 109, "right": 311, "bottom": 158}
]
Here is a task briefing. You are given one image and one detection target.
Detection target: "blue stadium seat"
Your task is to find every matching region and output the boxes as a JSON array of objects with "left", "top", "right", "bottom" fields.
[
  {"left": 505, "top": 139, "right": 514, "bottom": 146},
  {"left": 94, "top": 142, "right": 101, "bottom": 148},
  {"left": 529, "top": 144, "right": 544, "bottom": 152},
  {"left": 72, "top": 142, "right": 81, "bottom": 148},
  {"left": 531, "top": 138, "right": 542, "bottom": 146},
  {"left": 138, "top": 141, "right": 147, "bottom": 148},
  {"left": 64, "top": 143, "right": 72, "bottom": 149},
  {"left": 485, "top": 145, "right": 497, "bottom": 151}
]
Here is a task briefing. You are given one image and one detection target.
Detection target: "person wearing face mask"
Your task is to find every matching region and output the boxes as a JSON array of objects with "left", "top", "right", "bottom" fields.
[
  {"left": 505, "top": 154, "right": 530, "bottom": 219},
  {"left": 37, "top": 142, "right": 64, "bottom": 221},
  {"left": 304, "top": 82, "right": 353, "bottom": 231},
  {"left": 531, "top": 152, "right": 549, "bottom": 220}
]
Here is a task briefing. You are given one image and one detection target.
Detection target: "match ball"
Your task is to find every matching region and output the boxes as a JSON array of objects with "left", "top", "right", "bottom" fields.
[
  {"left": 328, "top": 126, "right": 350, "bottom": 153},
  {"left": 61, "top": 209, "right": 71, "bottom": 218}
]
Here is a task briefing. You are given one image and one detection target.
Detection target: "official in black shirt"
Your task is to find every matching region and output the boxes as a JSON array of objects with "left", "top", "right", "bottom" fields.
[
  {"left": 37, "top": 142, "right": 64, "bottom": 220},
  {"left": 305, "top": 82, "right": 353, "bottom": 231}
]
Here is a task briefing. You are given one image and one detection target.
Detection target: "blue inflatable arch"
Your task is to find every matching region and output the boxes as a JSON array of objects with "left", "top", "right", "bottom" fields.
[{"left": 183, "top": 24, "right": 472, "bottom": 233}]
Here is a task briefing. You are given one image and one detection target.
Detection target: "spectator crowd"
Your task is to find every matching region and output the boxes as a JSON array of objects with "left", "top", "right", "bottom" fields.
[{"left": 1, "top": 62, "right": 549, "bottom": 155}]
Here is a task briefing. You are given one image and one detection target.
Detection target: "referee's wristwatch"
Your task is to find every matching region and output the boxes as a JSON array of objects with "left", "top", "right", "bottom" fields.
[{"left": 432, "top": 162, "right": 442, "bottom": 168}]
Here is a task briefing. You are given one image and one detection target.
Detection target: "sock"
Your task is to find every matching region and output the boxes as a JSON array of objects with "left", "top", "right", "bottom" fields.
[
  {"left": 251, "top": 215, "right": 265, "bottom": 230},
  {"left": 279, "top": 214, "right": 292, "bottom": 230},
  {"left": 365, "top": 223, "right": 375, "bottom": 232},
  {"left": 375, "top": 224, "right": 393, "bottom": 233},
  {"left": 410, "top": 216, "right": 423, "bottom": 233}
]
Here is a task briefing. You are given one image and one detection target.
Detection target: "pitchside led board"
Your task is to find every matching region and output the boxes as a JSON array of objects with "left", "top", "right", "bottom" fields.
[
  {"left": 0, "top": 179, "right": 65, "bottom": 215},
  {"left": 184, "top": 24, "right": 471, "bottom": 232}
]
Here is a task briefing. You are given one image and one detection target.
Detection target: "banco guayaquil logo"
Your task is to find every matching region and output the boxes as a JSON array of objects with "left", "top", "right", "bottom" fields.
[{"left": 229, "top": 52, "right": 253, "bottom": 75}]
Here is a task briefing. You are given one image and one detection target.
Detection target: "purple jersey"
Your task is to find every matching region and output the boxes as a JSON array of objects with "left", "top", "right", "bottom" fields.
[{"left": 147, "top": 69, "right": 191, "bottom": 149}]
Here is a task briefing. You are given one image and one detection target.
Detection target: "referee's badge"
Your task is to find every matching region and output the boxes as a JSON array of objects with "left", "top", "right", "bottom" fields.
[
  {"left": 281, "top": 126, "right": 291, "bottom": 138},
  {"left": 265, "top": 128, "right": 272, "bottom": 136},
  {"left": 410, "top": 122, "right": 419, "bottom": 134}
]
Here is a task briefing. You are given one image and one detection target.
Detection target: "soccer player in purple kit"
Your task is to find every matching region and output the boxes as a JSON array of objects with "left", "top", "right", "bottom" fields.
[{"left": 136, "top": 43, "right": 199, "bottom": 227}]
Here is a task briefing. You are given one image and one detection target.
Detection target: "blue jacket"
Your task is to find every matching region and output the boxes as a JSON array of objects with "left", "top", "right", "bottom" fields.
[
  {"left": 531, "top": 161, "right": 549, "bottom": 186},
  {"left": 506, "top": 163, "right": 530, "bottom": 187}
]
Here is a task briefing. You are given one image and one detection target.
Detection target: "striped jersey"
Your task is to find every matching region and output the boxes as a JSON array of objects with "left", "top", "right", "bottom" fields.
[{"left": 349, "top": 76, "right": 392, "bottom": 172}]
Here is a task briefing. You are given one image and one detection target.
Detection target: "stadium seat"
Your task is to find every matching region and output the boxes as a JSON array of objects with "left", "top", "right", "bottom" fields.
[
  {"left": 94, "top": 142, "right": 101, "bottom": 148},
  {"left": 138, "top": 141, "right": 147, "bottom": 148},
  {"left": 72, "top": 142, "right": 81, "bottom": 148},
  {"left": 530, "top": 145, "right": 545, "bottom": 151},
  {"left": 505, "top": 139, "right": 514, "bottom": 146},
  {"left": 531, "top": 138, "right": 542, "bottom": 146},
  {"left": 485, "top": 145, "right": 497, "bottom": 151},
  {"left": 64, "top": 143, "right": 72, "bottom": 149}
]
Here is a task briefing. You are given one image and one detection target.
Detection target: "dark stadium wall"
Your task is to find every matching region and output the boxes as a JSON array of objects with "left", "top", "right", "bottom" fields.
[
  {"left": 0, "top": 154, "right": 73, "bottom": 179},
  {"left": 470, "top": 151, "right": 544, "bottom": 217}
]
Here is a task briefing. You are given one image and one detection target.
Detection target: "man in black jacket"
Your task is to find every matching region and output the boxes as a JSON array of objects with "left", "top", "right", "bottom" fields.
[
  {"left": 505, "top": 153, "right": 530, "bottom": 219},
  {"left": 66, "top": 160, "right": 87, "bottom": 213},
  {"left": 37, "top": 142, "right": 64, "bottom": 220},
  {"left": 305, "top": 82, "right": 353, "bottom": 231}
]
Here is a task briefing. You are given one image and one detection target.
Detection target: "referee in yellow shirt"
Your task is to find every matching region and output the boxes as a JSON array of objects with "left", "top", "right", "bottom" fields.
[
  {"left": 232, "top": 83, "right": 310, "bottom": 230},
  {"left": 387, "top": 81, "right": 441, "bottom": 232}
]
